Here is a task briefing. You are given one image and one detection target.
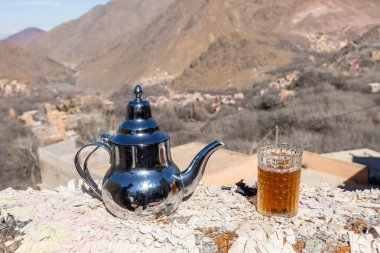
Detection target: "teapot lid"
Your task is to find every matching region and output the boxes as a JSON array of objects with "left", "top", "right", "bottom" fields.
[{"left": 109, "top": 84, "right": 169, "bottom": 145}]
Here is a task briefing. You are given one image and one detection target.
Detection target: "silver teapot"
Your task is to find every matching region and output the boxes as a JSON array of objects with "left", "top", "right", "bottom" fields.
[{"left": 74, "top": 85, "right": 224, "bottom": 220}]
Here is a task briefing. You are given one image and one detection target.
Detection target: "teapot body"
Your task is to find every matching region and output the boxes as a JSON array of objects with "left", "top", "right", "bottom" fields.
[
  {"left": 74, "top": 85, "right": 224, "bottom": 220},
  {"left": 101, "top": 141, "right": 185, "bottom": 219}
]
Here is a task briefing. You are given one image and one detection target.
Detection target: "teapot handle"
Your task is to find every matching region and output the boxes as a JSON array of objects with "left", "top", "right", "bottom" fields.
[{"left": 74, "top": 141, "right": 112, "bottom": 199}]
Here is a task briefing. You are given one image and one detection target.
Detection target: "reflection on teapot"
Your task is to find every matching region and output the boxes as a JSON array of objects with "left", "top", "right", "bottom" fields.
[{"left": 74, "top": 85, "right": 224, "bottom": 220}]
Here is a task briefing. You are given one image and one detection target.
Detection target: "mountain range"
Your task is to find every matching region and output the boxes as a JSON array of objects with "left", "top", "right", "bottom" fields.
[
  {"left": 2, "top": 0, "right": 380, "bottom": 91},
  {"left": 77, "top": 0, "right": 380, "bottom": 91}
]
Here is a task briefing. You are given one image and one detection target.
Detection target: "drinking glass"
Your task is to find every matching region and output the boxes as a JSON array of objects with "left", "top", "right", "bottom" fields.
[{"left": 257, "top": 144, "right": 302, "bottom": 217}]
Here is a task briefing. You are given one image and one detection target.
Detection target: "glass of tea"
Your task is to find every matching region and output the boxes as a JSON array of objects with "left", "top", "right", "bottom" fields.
[{"left": 257, "top": 144, "right": 303, "bottom": 217}]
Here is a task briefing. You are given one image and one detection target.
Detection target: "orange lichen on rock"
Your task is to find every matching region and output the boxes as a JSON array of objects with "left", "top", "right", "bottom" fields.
[
  {"left": 155, "top": 219, "right": 171, "bottom": 225},
  {"left": 292, "top": 239, "right": 305, "bottom": 253},
  {"left": 197, "top": 227, "right": 237, "bottom": 253},
  {"left": 332, "top": 245, "right": 350, "bottom": 253},
  {"left": 344, "top": 219, "right": 366, "bottom": 234}
]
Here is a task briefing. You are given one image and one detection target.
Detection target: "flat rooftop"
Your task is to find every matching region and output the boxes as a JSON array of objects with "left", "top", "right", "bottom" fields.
[
  {"left": 323, "top": 148, "right": 380, "bottom": 163},
  {"left": 39, "top": 141, "right": 377, "bottom": 190},
  {"left": 323, "top": 148, "right": 380, "bottom": 183}
]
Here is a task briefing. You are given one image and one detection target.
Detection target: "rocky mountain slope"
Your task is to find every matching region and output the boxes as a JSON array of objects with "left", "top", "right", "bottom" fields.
[
  {"left": 78, "top": 0, "right": 297, "bottom": 90},
  {"left": 28, "top": 0, "right": 173, "bottom": 67},
  {"left": 4, "top": 27, "right": 45, "bottom": 47},
  {"left": 77, "top": 0, "right": 380, "bottom": 91},
  {"left": 290, "top": 0, "right": 380, "bottom": 42},
  {"left": 171, "top": 32, "right": 293, "bottom": 90},
  {"left": 0, "top": 42, "right": 74, "bottom": 85}
]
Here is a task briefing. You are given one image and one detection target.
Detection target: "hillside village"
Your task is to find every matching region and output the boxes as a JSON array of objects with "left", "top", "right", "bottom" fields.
[
  {"left": 10, "top": 94, "right": 115, "bottom": 145},
  {"left": 9, "top": 59, "right": 380, "bottom": 149},
  {"left": 306, "top": 34, "right": 348, "bottom": 53},
  {"left": 0, "top": 76, "right": 29, "bottom": 97},
  {"left": 12, "top": 88, "right": 246, "bottom": 146},
  {"left": 8, "top": 68, "right": 307, "bottom": 149}
]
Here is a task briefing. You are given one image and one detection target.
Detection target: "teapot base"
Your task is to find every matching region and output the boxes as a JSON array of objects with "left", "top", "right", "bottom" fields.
[{"left": 101, "top": 167, "right": 184, "bottom": 220}]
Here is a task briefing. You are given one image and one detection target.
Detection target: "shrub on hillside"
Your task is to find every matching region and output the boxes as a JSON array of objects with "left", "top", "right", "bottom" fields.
[
  {"left": 258, "top": 89, "right": 281, "bottom": 110},
  {"left": 174, "top": 103, "right": 211, "bottom": 122},
  {"left": 375, "top": 96, "right": 380, "bottom": 106},
  {"left": 153, "top": 105, "right": 184, "bottom": 133},
  {"left": 169, "top": 131, "right": 206, "bottom": 147},
  {"left": 0, "top": 117, "right": 40, "bottom": 189}
]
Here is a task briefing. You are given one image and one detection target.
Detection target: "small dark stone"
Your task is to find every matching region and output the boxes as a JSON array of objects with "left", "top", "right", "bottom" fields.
[{"left": 235, "top": 180, "right": 257, "bottom": 197}]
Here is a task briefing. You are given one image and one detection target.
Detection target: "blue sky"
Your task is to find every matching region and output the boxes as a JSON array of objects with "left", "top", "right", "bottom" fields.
[{"left": 0, "top": 0, "right": 110, "bottom": 39}]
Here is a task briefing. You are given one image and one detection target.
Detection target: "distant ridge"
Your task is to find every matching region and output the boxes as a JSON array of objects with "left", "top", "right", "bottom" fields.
[
  {"left": 0, "top": 41, "right": 74, "bottom": 85},
  {"left": 29, "top": 0, "right": 173, "bottom": 67},
  {"left": 4, "top": 27, "right": 45, "bottom": 47}
]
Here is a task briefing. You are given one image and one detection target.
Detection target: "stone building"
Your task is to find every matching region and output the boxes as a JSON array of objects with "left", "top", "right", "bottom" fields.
[
  {"left": 8, "top": 107, "right": 16, "bottom": 118},
  {"left": 372, "top": 50, "right": 380, "bottom": 61},
  {"left": 369, "top": 83, "right": 380, "bottom": 93}
]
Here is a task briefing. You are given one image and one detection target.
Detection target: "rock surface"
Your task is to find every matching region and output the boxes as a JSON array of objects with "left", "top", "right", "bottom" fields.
[{"left": 0, "top": 181, "right": 379, "bottom": 253}]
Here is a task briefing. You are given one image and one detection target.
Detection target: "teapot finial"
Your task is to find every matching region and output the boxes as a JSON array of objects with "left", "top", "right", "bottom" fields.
[{"left": 134, "top": 84, "right": 143, "bottom": 101}]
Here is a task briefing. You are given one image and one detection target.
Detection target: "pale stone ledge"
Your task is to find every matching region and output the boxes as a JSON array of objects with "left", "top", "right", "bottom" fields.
[{"left": 0, "top": 181, "right": 379, "bottom": 253}]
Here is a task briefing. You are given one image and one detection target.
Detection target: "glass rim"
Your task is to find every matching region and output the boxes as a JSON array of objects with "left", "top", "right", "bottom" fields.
[{"left": 258, "top": 143, "right": 303, "bottom": 156}]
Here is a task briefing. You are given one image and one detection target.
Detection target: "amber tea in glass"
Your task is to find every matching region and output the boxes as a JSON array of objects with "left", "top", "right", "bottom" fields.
[{"left": 257, "top": 144, "right": 302, "bottom": 217}]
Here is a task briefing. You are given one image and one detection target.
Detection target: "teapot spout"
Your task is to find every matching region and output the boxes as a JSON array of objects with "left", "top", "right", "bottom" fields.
[{"left": 180, "top": 140, "right": 224, "bottom": 198}]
